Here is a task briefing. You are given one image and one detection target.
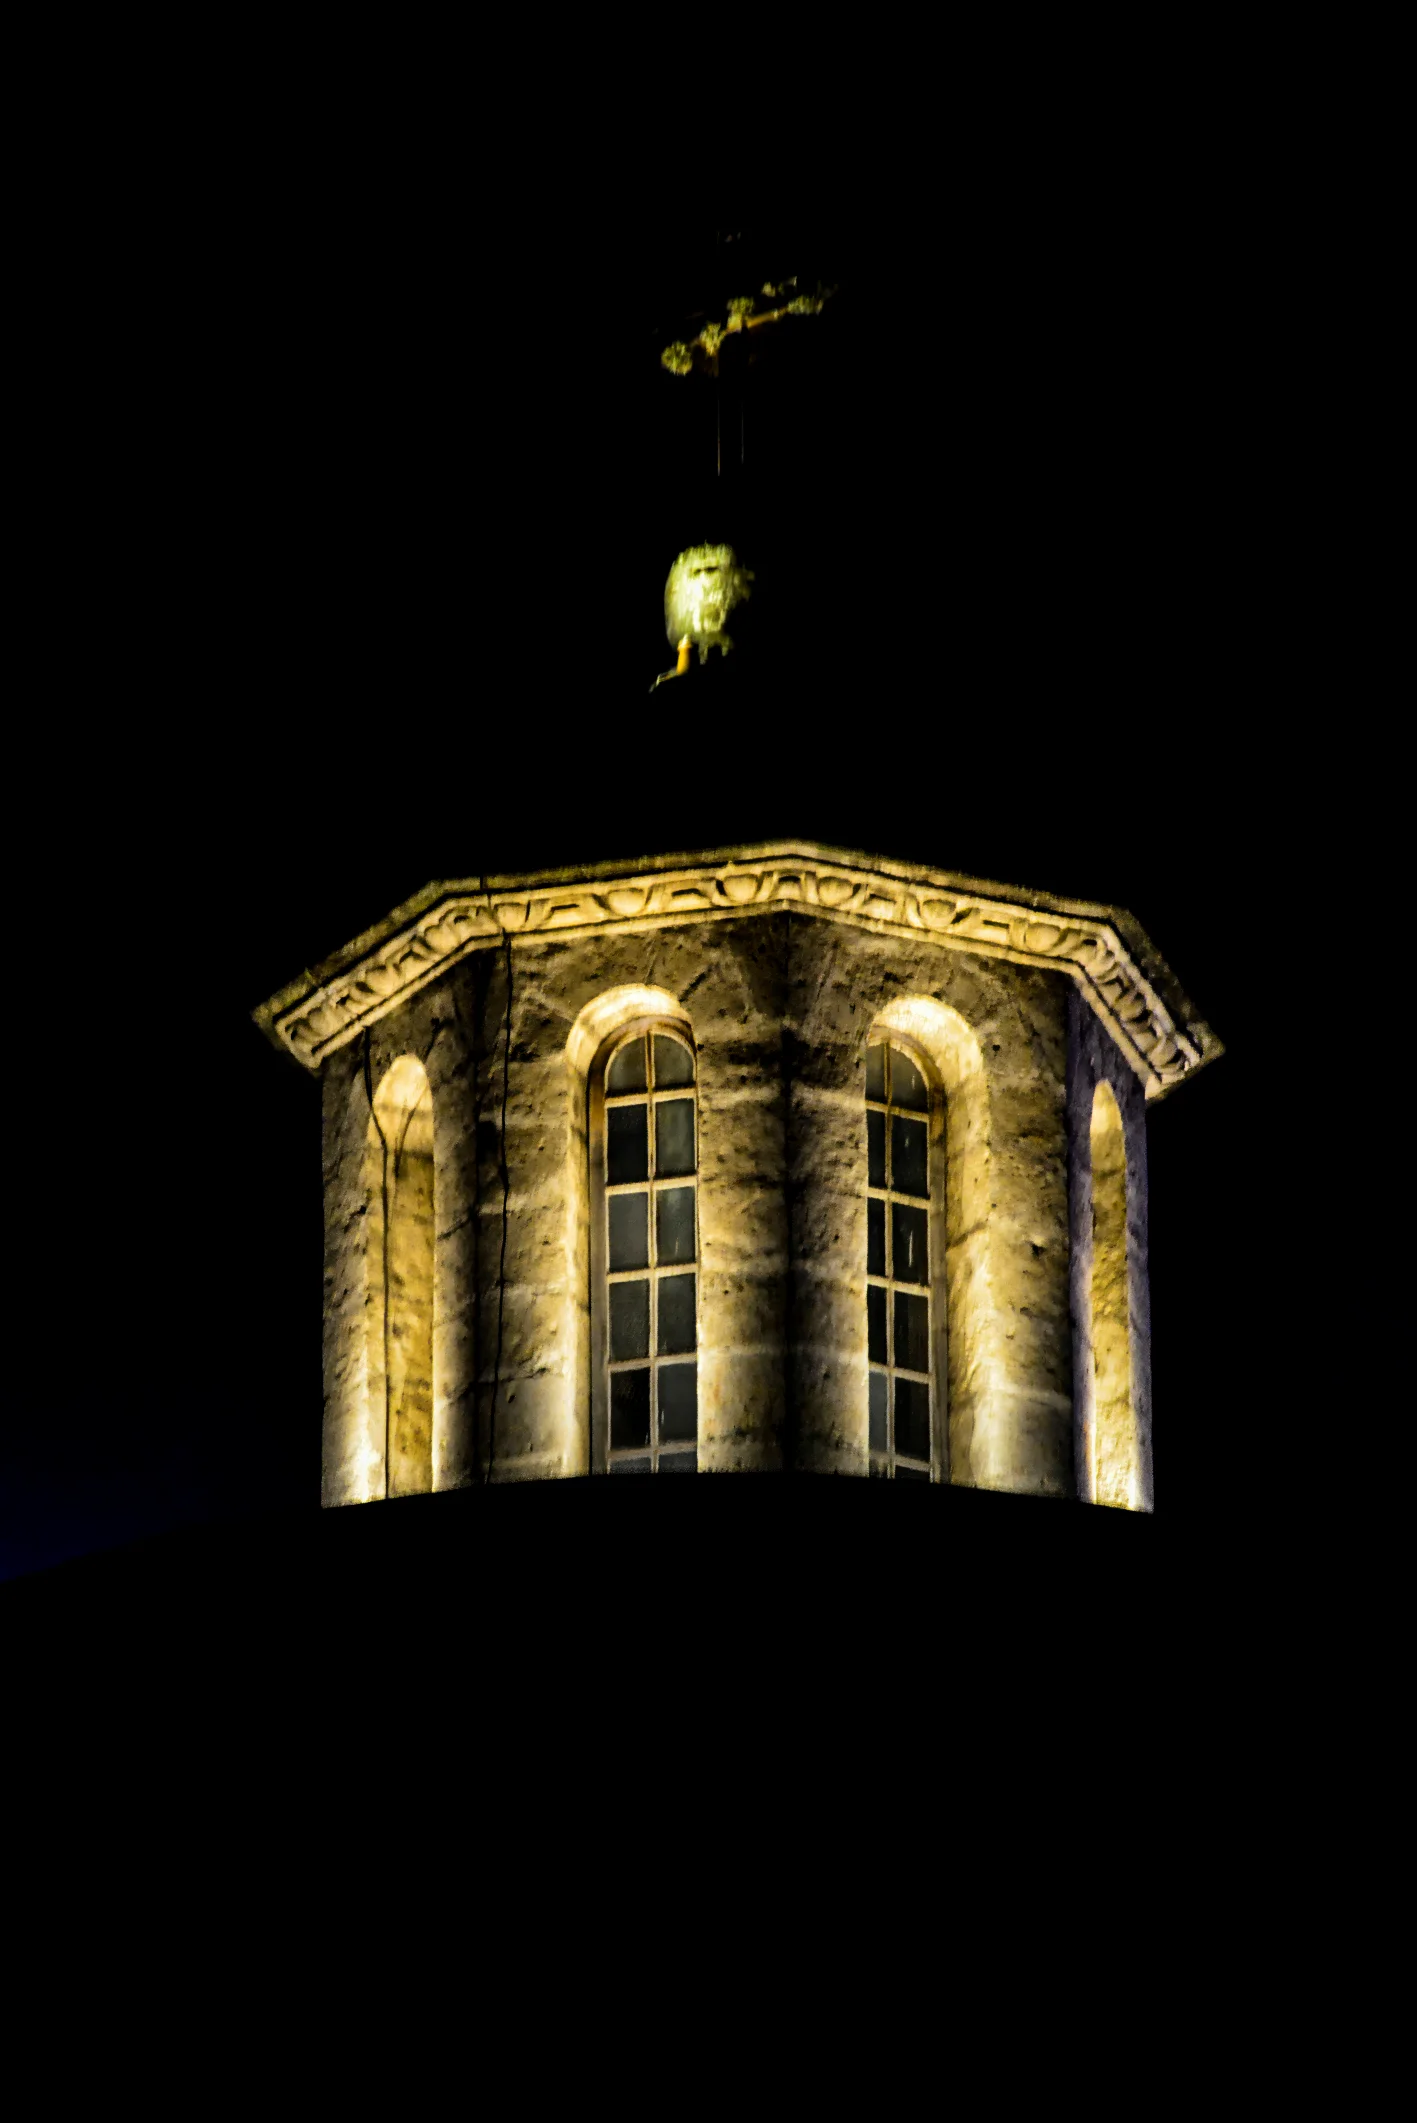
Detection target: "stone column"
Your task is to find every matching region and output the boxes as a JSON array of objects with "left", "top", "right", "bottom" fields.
[
  {"left": 471, "top": 945, "right": 585, "bottom": 1482},
  {"left": 1068, "top": 986, "right": 1154, "bottom": 1511},
  {"left": 785, "top": 918, "right": 870, "bottom": 1476},
  {"left": 320, "top": 1044, "right": 377, "bottom": 1506},
  {"left": 977, "top": 965, "right": 1073, "bottom": 1497},
  {"left": 694, "top": 918, "right": 791, "bottom": 1472}
]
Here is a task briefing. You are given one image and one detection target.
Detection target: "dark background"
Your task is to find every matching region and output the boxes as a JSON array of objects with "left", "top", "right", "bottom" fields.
[{"left": 4, "top": 190, "right": 1262, "bottom": 1583}]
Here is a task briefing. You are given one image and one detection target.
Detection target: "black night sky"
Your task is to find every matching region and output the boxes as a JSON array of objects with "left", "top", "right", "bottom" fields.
[{"left": 4, "top": 191, "right": 1261, "bottom": 1588}]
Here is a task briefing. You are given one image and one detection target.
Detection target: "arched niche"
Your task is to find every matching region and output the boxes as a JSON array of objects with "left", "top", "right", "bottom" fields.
[
  {"left": 870, "top": 996, "right": 992, "bottom": 1486},
  {"left": 1088, "top": 1078, "right": 1138, "bottom": 1509},
  {"left": 564, "top": 987, "right": 691, "bottom": 1474},
  {"left": 365, "top": 1054, "right": 435, "bottom": 1498}
]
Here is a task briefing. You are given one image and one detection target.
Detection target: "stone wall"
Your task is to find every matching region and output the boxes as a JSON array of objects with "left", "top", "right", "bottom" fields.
[
  {"left": 319, "top": 911, "right": 1096, "bottom": 1500},
  {"left": 786, "top": 920, "right": 1073, "bottom": 1494},
  {"left": 319, "top": 986, "right": 477, "bottom": 1506},
  {"left": 1067, "top": 985, "right": 1154, "bottom": 1510},
  {"left": 469, "top": 917, "right": 791, "bottom": 1480}
]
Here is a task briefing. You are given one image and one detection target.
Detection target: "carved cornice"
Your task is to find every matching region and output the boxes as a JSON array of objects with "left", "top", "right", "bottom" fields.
[{"left": 253, "top": 843, "right": 1222, "bottom": 1099}]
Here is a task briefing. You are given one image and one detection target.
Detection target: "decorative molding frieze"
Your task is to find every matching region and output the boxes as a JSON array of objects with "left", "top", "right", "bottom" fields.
[{"left": 254, "top": 845, "right": 1222, "bottom": 1099}]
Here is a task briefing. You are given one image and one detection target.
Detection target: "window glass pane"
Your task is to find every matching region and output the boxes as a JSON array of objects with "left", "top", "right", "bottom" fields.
[
  {"left": 891, "top": 1114, "right": 928, "bottom": 1198},
  {"left": 890, "top": 1046, "right": 928, "bottom": 1112},
  {"left": 607, "top": 1038, "right": 647, "bottom": 1094},
  {"left": 658, "top": 1273, "right": 696, "bottom": 1355},
  {"left": 653, "top": 1035, "right": 695, "bottom": 1088},
  {"left": 656, "top": 1185, "right": 696, "bottom": 1265},
  {"left": 658, "top": 1361, "right": 697, "bottom": 1443},
  {"left": 610, "top": 1280, "right": 650, "bottom": 1361},
  {"left": 608, "top": 1192, "right": 648, "bottom": 1272},
  {"left": 868, "top": 1284, "right": 887, "bottom": 1365},
  {"left": 894, "top": 1377, "right": 930, "bottom": 1463},
  {"left": 609, "top": 1454, "right": 651, "bottom": 1474},
  {"left": 607, "top": 1104, "right": 648, "bottom": 1185},
  {"left": 895, "top": 1464, "right": 929, "bottom": 1482},
  {"left": 891, "top": 1203, "right": 929, "bottom": 1285},
  {"left": 658, "top": 1450, "right": 697, "bottom": 1474},
  {"left": 867, "top": 1108, "right": 885, "bottom": 1189},
  {"left": 867, "top": 1196, "right": 885, "bottom": 1278},
  {"left": 894, "top": 1291, "right": 930, "bottom": 1374},
  {"left": 869, "top": 1370, "right": 888, "bottom": 1452},
  {"left": 610, "top": 1368, "right": 651, "bottom": 1450},
  {"left": 655, "top": 1098, "right": 696, "bottom": 1178},
  {"left": 866, "top": 1043, "right": 887, "bottom": 1103}
]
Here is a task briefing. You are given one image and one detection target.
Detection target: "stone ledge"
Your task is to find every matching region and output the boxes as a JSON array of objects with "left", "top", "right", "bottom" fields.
[{"left": 253, "top": 841, "right": 1221, "bottom": 1099}]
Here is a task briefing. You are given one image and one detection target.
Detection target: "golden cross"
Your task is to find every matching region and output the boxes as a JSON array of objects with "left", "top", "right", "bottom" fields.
[{"left": 660, "top": 277, "right": 835, "bottom": 377}]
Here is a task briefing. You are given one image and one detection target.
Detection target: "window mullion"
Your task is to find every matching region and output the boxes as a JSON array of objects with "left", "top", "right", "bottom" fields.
[
  {"left": 867, "top": 1047, "right": 934, "bottom": 1482},
  {"left": 602, "top": 1027, "right": 698, "bottom": 1476}
]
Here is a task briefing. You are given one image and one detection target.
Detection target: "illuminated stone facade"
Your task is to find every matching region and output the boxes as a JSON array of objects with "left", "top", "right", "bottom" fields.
[{"left": 254, "top": 843, "right": 1220, "bottom": 1512}]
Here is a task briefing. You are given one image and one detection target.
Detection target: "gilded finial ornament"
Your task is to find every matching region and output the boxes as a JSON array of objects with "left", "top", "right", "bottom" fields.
[
  {"left": 660, "top": 277, "right": 834, "bottom": 377},
  {"left": 651, "top": 546, "right": 755, "bottom": 690}
]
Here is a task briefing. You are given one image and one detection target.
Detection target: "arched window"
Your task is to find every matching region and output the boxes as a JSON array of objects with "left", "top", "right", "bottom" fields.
[
  {"left": 1088, "top": 1079, "right": 1138, "bottom": 1508},
  {"left": 365, "top": 1054, "right": 435, "bottom": 1498},
  {"left": 590, "top": 1024, "right": 699, "bottom": 1473},
  {"left": 865, "top": 1037, "right": 937, "bottom": 1480}
]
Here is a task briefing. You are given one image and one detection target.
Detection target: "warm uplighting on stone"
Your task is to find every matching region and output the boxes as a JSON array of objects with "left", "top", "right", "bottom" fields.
[
  {"left": 254, "top": 842, "right": 1219, "bottom": 1512},
  {"left": 1088, "top": 1080, "right": 1140, "bottom": 1509}
]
